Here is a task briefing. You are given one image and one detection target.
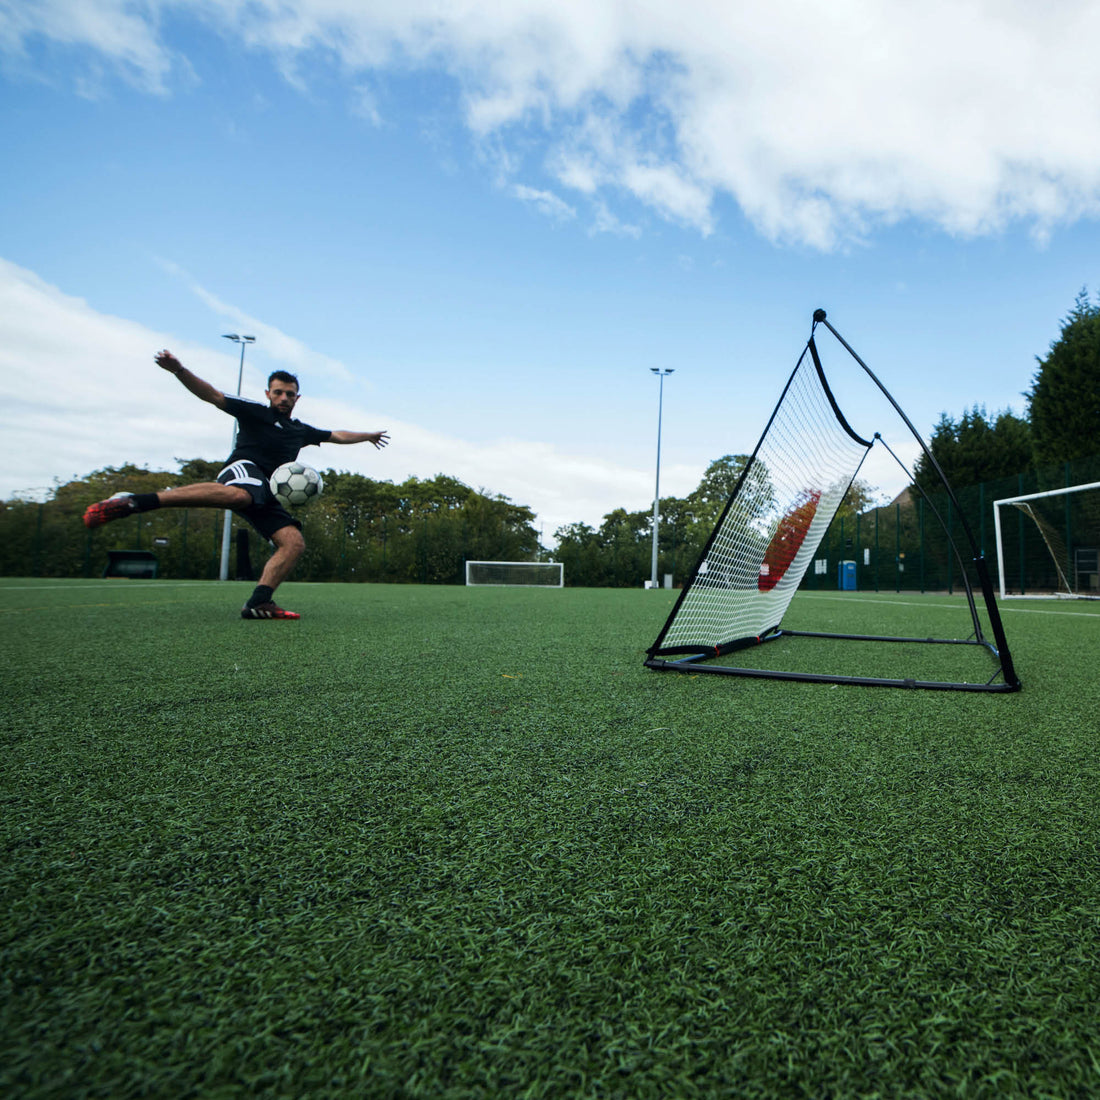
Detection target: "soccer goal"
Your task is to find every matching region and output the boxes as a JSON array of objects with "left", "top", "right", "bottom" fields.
[
  {"left": 465, "top": 561, "right": 564, "bottom": 587},
  {"left": 993, "top": 481, "right": 1100, "bottom": 599},
  {"left": 644, "top": 309, "right": 1021, "bottom": 692}
]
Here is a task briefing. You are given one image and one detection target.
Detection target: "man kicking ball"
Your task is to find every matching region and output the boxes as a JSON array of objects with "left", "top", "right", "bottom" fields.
[{"left": 83, "top": 349, "right": 389, "bottom": 620}]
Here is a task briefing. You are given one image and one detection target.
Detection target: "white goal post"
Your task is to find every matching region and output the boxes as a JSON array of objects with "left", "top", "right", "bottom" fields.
[
  {"left": 465, "top": 561, "right": 564, "bottom": 587},
  {"left": 993, "top": 481, "right": 1100, "bottom": 599}
]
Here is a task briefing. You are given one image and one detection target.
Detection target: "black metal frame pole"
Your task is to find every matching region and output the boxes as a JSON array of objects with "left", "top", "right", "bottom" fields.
[{"left": 813, "top": 310, "right": 1019, "bottom": 690}]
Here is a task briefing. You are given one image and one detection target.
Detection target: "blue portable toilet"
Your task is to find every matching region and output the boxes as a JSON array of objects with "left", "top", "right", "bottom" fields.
[{"left": 838, "top": 560, "right": 857, "bottom": 591}]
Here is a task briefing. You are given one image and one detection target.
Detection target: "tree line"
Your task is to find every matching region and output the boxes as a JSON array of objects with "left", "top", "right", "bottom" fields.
[
  {"left": 913, "top": 287, "right": 1100, "bottom": 492},
  {"left": 1, "top": 462, "right": 540, "bottom": 585},
  {"left": 0, "top": 451, "right": 875, "bottom": 588},
  {"left": 551, "top": 456, "right": 875, "bottom": 588},
  {"left": 4, "top": 289, "right": 1097, "bottom": 588}
]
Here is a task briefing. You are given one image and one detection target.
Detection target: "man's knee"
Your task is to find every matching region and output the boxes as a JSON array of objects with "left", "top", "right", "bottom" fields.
[{"left": 273, "top": 525, "right": 305, "bottom": 556}]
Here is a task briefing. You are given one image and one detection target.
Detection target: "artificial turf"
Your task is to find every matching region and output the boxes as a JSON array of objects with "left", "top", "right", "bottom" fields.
[{"left": 2, "top": 579, "right": 1099, "bottom": 1098}]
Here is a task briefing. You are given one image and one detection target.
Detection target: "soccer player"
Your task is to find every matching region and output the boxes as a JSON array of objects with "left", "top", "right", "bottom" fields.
[{"left": 83, "top": 349, "right": 389, "bottom": 620}]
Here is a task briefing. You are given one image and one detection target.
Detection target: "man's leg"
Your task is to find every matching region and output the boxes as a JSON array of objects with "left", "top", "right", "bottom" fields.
[
  {"left": 156, "top": 483, "right": 252, "bottom": 509},
  {"left": 259, "top": 525, "right": 305, "bottom": 591},
  {"left": 241, "top": 525, "right": 306, "bottom": 620},
  {"left": 84, "top": 482, "right": 249, "bottom": 527}
]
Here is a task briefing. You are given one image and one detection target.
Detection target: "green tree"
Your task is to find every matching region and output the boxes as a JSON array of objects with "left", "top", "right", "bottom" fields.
[
  {"left": 597, "top": 507, "right": 651, "bottom": 587},
  {"left": 0, "top": 463, "right": 229, "bottom": 580},
  {"left": 552, "top": 522, "right": 605, "bottom": 586},
  {"left": 687, "top": 454, "right": 774, "bottom": 526},
  {"left": 655, "top": 496, "right": 705, "bottom": 583},
  {"left": 301, "top": 471, "right": 539, "bottom": 585},
  {"left": 176, "top": 458, "right": 224, "bottom": 482},
  {"left": 913, "top": 406, "right": 1032, "bottom": 493},
  {"left": 835, "top": 478, "right": 878, "bottom": 525},
  {"left": 0, "top": 460, "right": 543, "bottom": 585},
  {"left": 1028, "top": 288, "right": 1100, "bottom": 465}
]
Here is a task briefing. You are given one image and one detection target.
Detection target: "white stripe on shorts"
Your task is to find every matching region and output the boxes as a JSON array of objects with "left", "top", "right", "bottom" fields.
[{"left": 217, "top": 461, "right": 264, "bottom": 487}]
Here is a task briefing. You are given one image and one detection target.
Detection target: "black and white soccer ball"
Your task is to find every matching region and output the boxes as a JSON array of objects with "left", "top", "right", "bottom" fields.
[{"left": 269, "top": 462, "right": 323, "bottom": 508}]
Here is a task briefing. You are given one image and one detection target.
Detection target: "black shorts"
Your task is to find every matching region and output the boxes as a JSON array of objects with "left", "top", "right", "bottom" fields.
[{"left": 217, "top": 461, "right": 301, "bottom": 542}]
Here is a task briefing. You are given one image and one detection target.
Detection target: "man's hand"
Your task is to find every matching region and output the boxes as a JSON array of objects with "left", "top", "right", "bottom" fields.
[
  {"left": 153, "top": 350, "right": 227, "bottom": 408},
  {"left": 155, "top": 350, "right": 183, "bottom": 374},
  {"left": 329, "top": 430, "right": 391, "bottom": 448}
]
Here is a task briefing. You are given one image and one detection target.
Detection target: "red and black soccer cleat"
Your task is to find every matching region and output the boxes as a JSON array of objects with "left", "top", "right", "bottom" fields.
[
  {"left": 83, "top": 495, "right": 137, "bottom": 528},
  {"left": 241, "top": 602, "right": 301, "bottom": 620}
]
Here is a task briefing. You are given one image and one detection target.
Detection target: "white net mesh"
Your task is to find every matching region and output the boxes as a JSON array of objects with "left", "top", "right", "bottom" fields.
[
  {"left": 996, "top": 482, "right": 1100, "bottom": 598},
  {"left": 652, "top": 346, "right": 871, "bottom": 655},
  {"left": 1012, "top": 502, "right": 1074, "bottom": 595},
  {"left": 465, "top": 561, "right": 563, "bottom": 587}
]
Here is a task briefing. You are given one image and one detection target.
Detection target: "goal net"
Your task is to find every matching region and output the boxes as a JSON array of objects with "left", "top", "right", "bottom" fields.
[
  {"left": 651, "top": 340, "right": 872, "bottom": 655},
  {"left": 645, "top": 310, "right": 1021, "bottom": 692},
  {"left": 465, "top": 561, "right": 563, "bottom": 587},
  {"left": 993, "top": 481, "right": 1100, "bottom": 599}
]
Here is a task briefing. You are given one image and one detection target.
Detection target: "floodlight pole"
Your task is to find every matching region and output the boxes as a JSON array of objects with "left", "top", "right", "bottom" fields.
[
  {"left": 218, "top": 334, "right": 256, "bottom": 581},
  {"left": 650, "top": 368, "right": 674, "bottom": 589}
]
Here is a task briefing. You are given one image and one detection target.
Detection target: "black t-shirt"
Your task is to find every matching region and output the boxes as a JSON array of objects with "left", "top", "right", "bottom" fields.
[{"left": 222, "top": 395, "right": 332, "bottom": 476}]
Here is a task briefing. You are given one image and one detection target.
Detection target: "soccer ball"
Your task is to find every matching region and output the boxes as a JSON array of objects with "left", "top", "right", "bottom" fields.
[{"left": 269, "top": 462, "right": 323, "bottom": 508}]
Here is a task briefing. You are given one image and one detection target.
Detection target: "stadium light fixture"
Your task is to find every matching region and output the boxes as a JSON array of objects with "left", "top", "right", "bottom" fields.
[
  {"left": 222, "top": 334, "right": 256, "bottom": 398},
  {"left": 650, "top": 368, "right": 674, "bottom": 589},
  {"left": 217, "top": 334, "right": 257, "bottom": 582}
]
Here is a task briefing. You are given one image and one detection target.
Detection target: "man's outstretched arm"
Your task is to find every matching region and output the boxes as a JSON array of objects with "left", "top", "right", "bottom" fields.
[
  {"left": 328, "top": 430, "right": 390, "bottom": 449},
  {"left": 155, "top": 350, "right": 228, "bottom": 410}
]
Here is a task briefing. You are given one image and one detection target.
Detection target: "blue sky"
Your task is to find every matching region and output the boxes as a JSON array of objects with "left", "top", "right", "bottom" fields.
[{"left": 3, "top": 1, "right": 1100, "bottom": 542}]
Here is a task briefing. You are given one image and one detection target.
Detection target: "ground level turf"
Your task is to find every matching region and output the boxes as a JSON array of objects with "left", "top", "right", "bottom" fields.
[{"left": 2, "top": 580, "right": 1099, "bottom": 1097}]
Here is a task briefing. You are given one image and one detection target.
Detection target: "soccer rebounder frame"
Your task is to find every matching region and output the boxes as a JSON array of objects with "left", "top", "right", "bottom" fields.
[{"left": 644, "top": 310, "right": 1021, "bottom": 692}]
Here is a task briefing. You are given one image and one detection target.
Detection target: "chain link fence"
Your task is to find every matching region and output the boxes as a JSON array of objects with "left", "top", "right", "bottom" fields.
[{"left": 803, "top": 454, "right": 1100, "bottom": 595}]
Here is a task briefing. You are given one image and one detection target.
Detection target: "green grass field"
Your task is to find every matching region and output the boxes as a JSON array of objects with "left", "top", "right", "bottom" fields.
[{"left": 3, "top": 579, "right": 1099, "bottom": 1098}]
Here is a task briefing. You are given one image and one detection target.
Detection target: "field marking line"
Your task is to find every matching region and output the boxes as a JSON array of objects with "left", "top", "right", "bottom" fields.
[
  {"left": 986, "top": 604, "right": 1100, "bottom": 619},
  {"left": 798, "top": 592, "right": 1100, "bottom": 619}
]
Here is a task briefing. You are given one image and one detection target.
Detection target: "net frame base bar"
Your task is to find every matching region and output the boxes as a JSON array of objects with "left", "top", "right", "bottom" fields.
[{"left": 644, "top": 630, "right": 1016, "bottom": 692}]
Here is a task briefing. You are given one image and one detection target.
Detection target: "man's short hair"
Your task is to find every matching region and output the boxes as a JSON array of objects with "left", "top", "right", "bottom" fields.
[{"left": 268, "top": 370, "right": 300, "bottom": 391}]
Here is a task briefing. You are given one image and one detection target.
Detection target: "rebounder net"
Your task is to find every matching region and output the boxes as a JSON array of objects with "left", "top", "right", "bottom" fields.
[
  {"left": 649, "top": 339, "right": 871, "bottom": 657},
  {"left": 646, "top": 310, "right": 1021, "bottom": 692}
]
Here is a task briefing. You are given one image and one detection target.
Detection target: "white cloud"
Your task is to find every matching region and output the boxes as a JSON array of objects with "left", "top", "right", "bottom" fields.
[
  {"left": 6, "top": 0, "right": 1100, "bottom": 245},
  {"left": 0, "top": 259, "right": 233, "bottom": 492},
  {"left": 589, "top": 200, "right": 641, "bottom": 238},
  {"left": 621, "top": 160, "right": 714, "bottom": 234},
  {"left": 349, "top": 82, "right": 384, "bottom": 127},
  {"left": 0, "top": 257, "right": 684, "bottom": 537},
  {"left": 0, "top": 0, "right": 174, "bottom": 94},
  {"left": 512, "top": 184, "right": 576, "bottom": 221},
  {"left": 154, "top": 258, "right": 356, "bottom": 386}
]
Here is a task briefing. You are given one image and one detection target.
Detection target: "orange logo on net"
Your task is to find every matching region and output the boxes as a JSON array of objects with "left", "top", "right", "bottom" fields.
[{"left": 758, "top": 489, "right": 822, "bottom": 592}]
